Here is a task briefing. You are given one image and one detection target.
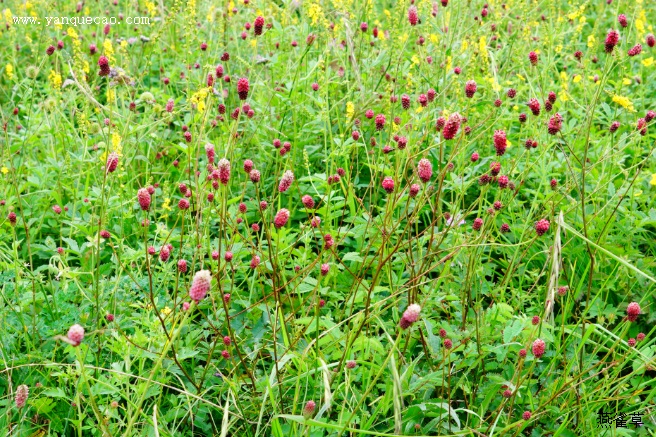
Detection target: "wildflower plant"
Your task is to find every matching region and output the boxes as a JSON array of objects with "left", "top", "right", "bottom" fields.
[{"left": 1, "top": 0, "right": 655, "bottom": 435}]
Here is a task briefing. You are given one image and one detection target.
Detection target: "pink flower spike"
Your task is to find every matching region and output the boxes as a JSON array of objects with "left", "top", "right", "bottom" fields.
[{"left": 189, "top": 270, "right": 212, "bottom": 302}]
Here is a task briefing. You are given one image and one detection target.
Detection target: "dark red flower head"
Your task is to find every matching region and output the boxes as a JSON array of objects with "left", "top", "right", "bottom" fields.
[
  {"left": 528, "top": 51, "right": 538, "bottom": 65},
  {"left": 493, "top": 130, "right": 507, "bottom": 156},
  {"left": 618, "top": 14, "right": 627, "bottom": 28},
  {"left": 408, "top": 6, "right": 418, "bottom": 26},
  {"left": 237, "top": 77, "right": 249, "bottom": 100},
  {"left": 442, "top": 113, "right": 461, "bottom": 140},
  {"left": 647, "top": 34, "right": 656, "bottom": 48},
  {"left": 98, "top": 56, "right": 110, "bottom": 76},
  {"left": 401, "top": 94, "right": 410, "bottom": 109},
  {"left": 628, "top": 44, "right": 642, "bottom": 57},
  {"left": 605, "top": 30, "right": 619, "bottom": 53},
  {"left": 254, "top": 16, "right": 264, "bottom": 35},
  {"left": 627, "top": 302, "right": 641, "bottom": 321},
  {"left": 465, "top": 80, "right": 477, "bottom": 98},
  {"left": 375, "top": 114, "right": 386, "bottom": 131},
  {"left": 528, "top": 98, "right": 540, "bottom": 115},
  {"left": 535, "top": 219, "right": 550, "bottom": 236}
]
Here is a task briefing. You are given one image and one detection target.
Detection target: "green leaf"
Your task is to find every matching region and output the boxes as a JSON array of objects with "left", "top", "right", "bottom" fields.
[{"left": 503, "top": 319, "right": 525, "bottom": 344}]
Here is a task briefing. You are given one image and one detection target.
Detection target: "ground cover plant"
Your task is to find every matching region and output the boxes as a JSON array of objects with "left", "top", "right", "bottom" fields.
[{"left": 1, "top": 0, "right": 656, "bottom": 435}]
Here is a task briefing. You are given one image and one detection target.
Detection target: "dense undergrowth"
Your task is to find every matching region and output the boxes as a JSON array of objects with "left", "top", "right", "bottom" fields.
[{"left": 1, "top": 0, "right": 656, "bottom": 435}]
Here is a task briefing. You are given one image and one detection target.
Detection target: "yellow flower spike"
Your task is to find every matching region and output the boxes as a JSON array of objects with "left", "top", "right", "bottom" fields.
[
  {"left": 479, "top": 36, "right": 488, "bottom": 60},
  {"left": 612, "top": 94, "right": 635, "bottom": 112},
  {"left": 49, "top": 70, "right": 62, "bottom": 89},
  {"left": 345, "top": 102, "right": 354, "bottom": 119},
  {"left": 111, "top": 132, "right": 122, "bottom": 153}
]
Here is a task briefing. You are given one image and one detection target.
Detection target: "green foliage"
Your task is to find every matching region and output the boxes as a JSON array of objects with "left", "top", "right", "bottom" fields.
[{"left": 1, "top": 0, "right": 656, "bottom": 435}]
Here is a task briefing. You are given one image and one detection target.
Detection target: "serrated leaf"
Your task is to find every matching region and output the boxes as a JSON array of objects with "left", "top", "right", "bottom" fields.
[
  {"left": 342, "top": 252, "right": 363, "bottom": 263},
  {"left": 503, "top": 319, "right": 524, "bottom": 343}
]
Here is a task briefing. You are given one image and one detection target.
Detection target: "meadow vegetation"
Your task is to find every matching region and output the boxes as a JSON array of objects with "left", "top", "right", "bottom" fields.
[{"left": 1, "top": 0, "right": 656, "bottom": 435}]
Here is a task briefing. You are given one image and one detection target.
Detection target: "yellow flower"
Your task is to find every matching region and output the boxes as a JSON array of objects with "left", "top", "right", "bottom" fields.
[
  {"left": 461, "top": 40, "right": 469, "bottom": 53},
  {"left": 103, "top": 39, "right": 114, "bottom": 62},
  {"left": 48, "top": 70, "right": 62, "bottom": 89},
  {"left": 516, "top": 74, "right": 525, "bottom": 82},
  {"left": 642, "top": 57, "right": 654, "bottom": 67},
  {"left": 573, "top": 75, "right": 581, "bottom": 83},
  {"left": 612, "top": 94, "right": 635, "bottom": 112},
  {"left": 308, "top": 3, "right": 322, "bottom": 25},
  {"left": 345, "top": 101, "right": 354, "bottom": 119},
  {"left": 162, "top": 198, "right": 172, "bottom": 211},
  {"left": 161, "top": 306, "right": 172, "bottom": 316},
  {"left": 1, "top": 166, "right": 8, "bottom": 175},
  {"left": 66, "top": 27, "right": 78, "bottom": 39},
  {"left": 622, "top": 78, "right": 632, "bottom": 85},
  {"left": 146, "top": 1, "right": 156, "bottom": 16},
  {"left": 650, "top": 174, "right": 656, "bottom": 186},
  {"left": 5, "top": 64, "right": 14, "bottom": 80},
  {"left": 559, "top": 90, "right": 569, "bottom": 102},
  {"left": 587, "top": 35, "right": 596, "bottom": 48},
  {"left": 189, "top": 87, "right": 211, "bottom": 113},
  {"left": 111, "top": 132, "right": 122, "bottom": 154},
  {"left": 479, "top": 36, "right": 488, "bottom": 60},
  {"left": 415, "top": 106, "right": 424, "bottom": 114}
]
